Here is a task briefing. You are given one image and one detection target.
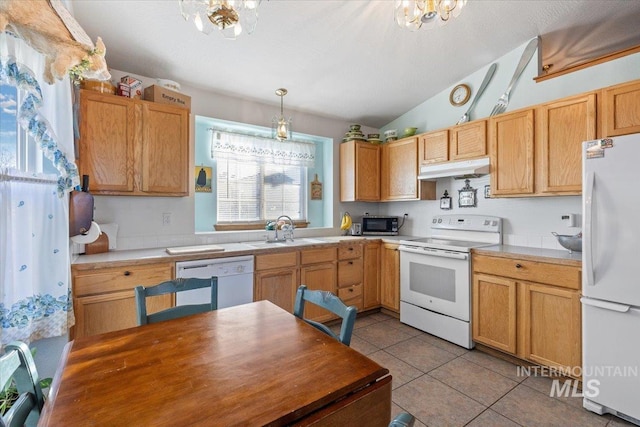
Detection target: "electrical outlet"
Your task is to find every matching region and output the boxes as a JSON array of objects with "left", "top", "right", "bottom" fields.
[
  {"left": 561, "top": 213, "right": 577, "bottom": 227},
  {"left": 162, "top": 212, "right": 171, "bottom": 226}
]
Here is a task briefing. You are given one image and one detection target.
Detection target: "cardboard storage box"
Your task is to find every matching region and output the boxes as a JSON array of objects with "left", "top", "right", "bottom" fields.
[{"left": 144, "top": 85, "right": 191, "bottom": 110}]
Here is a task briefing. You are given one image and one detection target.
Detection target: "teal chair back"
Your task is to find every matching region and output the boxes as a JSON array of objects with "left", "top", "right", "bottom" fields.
[
  {"left": 0, "top": 341, "right": 44, "bottom": 427},
  {"left": 389, "top": 412, "right": 415, "bottom": 427},
  {"left": 293, "top": 284, "right": 357, "bottom": 346},
  {"left": 135, "top": 277, "right": 218, "bottom": 325}
]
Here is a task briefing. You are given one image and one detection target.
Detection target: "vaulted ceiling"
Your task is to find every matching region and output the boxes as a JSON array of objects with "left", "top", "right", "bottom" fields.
[{"left": 71, "top": 0, "right": 640, "bottom": 127}]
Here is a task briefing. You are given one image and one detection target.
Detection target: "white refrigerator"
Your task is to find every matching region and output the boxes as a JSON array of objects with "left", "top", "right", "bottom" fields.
[{"left": 582, "top": 134, "right": 640, "bottom": 425}]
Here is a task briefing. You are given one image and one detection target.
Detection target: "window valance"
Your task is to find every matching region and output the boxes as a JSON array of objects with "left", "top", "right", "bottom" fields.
[{"left": 210, "top": 130, "right": 316, "bottom": 168}]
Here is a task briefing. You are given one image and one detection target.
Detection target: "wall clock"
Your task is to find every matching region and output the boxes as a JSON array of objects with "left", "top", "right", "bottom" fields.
[{"left": 449, "top": 84, "right": 471, "bottom": 106}]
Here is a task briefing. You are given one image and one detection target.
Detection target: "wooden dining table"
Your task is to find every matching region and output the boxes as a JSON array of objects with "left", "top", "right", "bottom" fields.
[{"left": 40, "top": 300, "right": 391, "bottom": 426}]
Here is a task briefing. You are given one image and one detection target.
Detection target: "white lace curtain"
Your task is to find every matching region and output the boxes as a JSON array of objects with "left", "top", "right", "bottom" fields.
[
  {"left": 210, "top": 129, "right": 316, "bottom": 168},
  {"left": 0, "top": 34, "right": 76, "bottom": 344}
]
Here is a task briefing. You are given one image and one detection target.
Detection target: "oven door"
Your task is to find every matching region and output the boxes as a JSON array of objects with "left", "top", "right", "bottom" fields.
[{"left": 399, "top": 245, "right": 470, "bottom": 321}]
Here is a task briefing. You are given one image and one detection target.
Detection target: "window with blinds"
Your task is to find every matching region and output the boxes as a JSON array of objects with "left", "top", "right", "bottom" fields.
[{"left": 216, "top": 158, "right": 306, "bottom": 222}]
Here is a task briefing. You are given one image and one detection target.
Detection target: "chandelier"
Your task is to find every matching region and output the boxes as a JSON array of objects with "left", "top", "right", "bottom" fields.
[
  {"left": 272, "top": 88, "right": 292, "bottom": 141},
  {"left": 394, "top": 0, "right": 466, "bottom": 31},
  {"left": 179, "top": 0, "right": 260, "bottom": 40}
]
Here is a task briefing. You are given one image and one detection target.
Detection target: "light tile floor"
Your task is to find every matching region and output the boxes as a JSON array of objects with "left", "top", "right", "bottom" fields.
[{"left": 346, "top": 312, "right": 636, "bottom": 427}]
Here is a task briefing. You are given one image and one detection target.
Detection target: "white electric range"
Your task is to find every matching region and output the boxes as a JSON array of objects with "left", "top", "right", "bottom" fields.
[{"left": 399, "top": 214, "right": 502, "bottom": 349}]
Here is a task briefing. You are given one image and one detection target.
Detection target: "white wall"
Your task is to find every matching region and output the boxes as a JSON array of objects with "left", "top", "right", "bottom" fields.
[{"left": 378, "top": 43, "right": 640, "bottom": 249}]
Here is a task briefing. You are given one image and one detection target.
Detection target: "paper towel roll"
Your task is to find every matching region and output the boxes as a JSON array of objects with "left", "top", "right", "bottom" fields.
[{"left": 70, "top": 221, "right": 102, "bottom": 244}]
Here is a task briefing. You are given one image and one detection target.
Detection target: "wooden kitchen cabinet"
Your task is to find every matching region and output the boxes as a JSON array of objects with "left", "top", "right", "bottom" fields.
[
  {"left": 71, "top": 262, "right": 174, "bottom": 339},
  {"left": 340, "top": 140, "right": 380, "bottom": 202},
  {"left": 601, "top": 79, "right": 640, "bottom": 137},
  {"left": 489, "top": 109, "right": 535, "bottom": 196},
  {"left": 380, "top": 243, "right": 400, "bottom": 312},
  {"left": 300, "top": 247, "right": 337, "bottom": 322},
  {"left": 536, "top": 93, "right": 597, "bottom": 195},
  {"left": 418, "top": 129, "right": 449, "bottom": 164},
  {"left": 79, "top": 91, "right": 135, "bottom": 193},
  {"left": 472, "top": 252, "right": 582, "bottom": 376},
  {"left": 381, "top": 137, "right": 436, "bottom": 201},
  {"left": 472, "top": 274, "right": 517, "bottom": 354},
  {"left": 363, "top": 241, "right": 381, "bottom": 309},
  {"left": 78, "top": 90, "right": 189, "bottom": 196},
  {"left": 521, "top": 282, "right": 581, "bottom": 371},
  {"left": 337, "top": 243, "right": 364, "bottom": 312},
  {"left": 254, "top": 251, "right": 299, "bottom": 313},
  {"left": 449, "top": 120, "right": 487, "bottom": 160}
]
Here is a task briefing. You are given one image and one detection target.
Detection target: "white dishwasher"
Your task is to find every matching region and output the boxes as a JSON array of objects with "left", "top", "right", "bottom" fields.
[{"left": 175, "top": 256, "right": 254, "bottom": 309}]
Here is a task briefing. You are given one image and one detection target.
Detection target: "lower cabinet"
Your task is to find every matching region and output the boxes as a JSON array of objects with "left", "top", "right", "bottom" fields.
[
  {"left": 301, "top": 247, "right": 338, "bottom": 322},
  {"left": 337, "top": 243, "right": 364, "bottom": 313},
  {"left": 472, "top": 253, "right": 582, "bottom": 376},
  {"left": 255, "top": 247, "right": 341, "bottom": 322},
  {"left": 254, "top": 250, "right": 300, "bottom": 314},
  {"left": 363, "top": 241, "right": 381, "bottom": 309},
  {"left": 381, "top": 243, "right": 400, "bottom": 312},
  {"left": 71, "top": 262, "right": 174, "bottom": 339}
]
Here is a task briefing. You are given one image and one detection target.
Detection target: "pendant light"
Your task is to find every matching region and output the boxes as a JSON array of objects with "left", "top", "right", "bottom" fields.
[{"left": 272, "top": 88, "right": 292, "bottom": 141}]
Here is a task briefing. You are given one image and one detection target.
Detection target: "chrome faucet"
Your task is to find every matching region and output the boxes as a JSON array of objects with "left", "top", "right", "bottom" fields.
[{"left": 276, "top": 215, "right": 295, "bottom": 242}]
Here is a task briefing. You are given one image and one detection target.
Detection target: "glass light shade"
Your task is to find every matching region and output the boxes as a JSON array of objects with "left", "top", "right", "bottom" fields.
[
  {"left": 273, "top": 116, "right": 292, "bottom": 141},
  {"left": 179, "top": 0, "right": 260, "bottom": 39},
  {"left": 394, "top": 0, "right": 466, "bottom": 30}
]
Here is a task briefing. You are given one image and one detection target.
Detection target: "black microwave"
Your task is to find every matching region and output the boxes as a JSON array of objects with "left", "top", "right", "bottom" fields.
[{"left": 362, "top": 216, "right": 399, "bottom": 236}]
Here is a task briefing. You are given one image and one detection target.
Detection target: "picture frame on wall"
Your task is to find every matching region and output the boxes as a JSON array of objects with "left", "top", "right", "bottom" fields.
[
  {"left": 458, "top": 179, "right": 477, "bottom": 208},
  {"left": 440, "top": 190, "right": 452, "bottom": 210},
  {"left": 195, "top": 166, "right": 212, "bottom": 192}
]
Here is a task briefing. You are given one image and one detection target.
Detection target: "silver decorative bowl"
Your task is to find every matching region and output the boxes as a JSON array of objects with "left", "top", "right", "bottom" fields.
[{"left": 552, "top": 232, "right": 582, "bottom": 253}]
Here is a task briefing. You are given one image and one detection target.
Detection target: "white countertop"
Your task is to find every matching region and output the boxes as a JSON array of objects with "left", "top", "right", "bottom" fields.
[{"left": 72, "top": 235, "right": 425, "bottom": 266}]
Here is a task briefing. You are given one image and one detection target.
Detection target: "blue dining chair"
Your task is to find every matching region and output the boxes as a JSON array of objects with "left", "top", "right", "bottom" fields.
[
  {"left": 293, "top": 284, "right": 357, "bottom": 346},
  {"left": 0, "top": 341, "right": 45, "bottom": 427},
  {"left": 134, "top": 277, "right": 218, "bottom": 325},
  {"left": 389, "top": 412, "right": 416, "bottom": 427}
]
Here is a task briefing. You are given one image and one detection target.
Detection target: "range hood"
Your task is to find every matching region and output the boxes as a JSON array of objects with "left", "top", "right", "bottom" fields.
[{"left": 417, "top": 157, "right": 490, "bottom": 180}]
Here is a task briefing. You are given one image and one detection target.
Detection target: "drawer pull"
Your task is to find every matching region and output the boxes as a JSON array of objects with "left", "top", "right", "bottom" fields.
[
  {"left": 348, "top": 247, "right": 354, "bottom": 251},
  {"left": 349, "top": 288, "right": 354, "bottom": 292},
  {"left": 515, "top": 264, "right": 522, "bottom": 269},
  {"left": 348, "top": 261, "right": 353, "bottom": 265},
  {"left": 124, "top": 271, "right": 131, "bottom": 276}
]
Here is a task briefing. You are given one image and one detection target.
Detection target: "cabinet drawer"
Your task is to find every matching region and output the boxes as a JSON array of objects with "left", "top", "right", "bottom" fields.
[
  {"left": 73, "top": 263, "right": 173, "bottom": 296},
  {"left": 338, "top": 259, "right": 363, "bottom": 287},
  {"left": 255, "top": 251, "right": 298, "bottom": 270},
  {"left": 338, "top": 283, "right": 363, "bottom": 301},
  {"left": 473, "top": 255, "right": 580, "bottom": 290},
  {"left": 300, "top": 247, "right": 337, "bottom": 265},
  {"left": 338, "top": 244, "right": 363, "bottom": 260}
]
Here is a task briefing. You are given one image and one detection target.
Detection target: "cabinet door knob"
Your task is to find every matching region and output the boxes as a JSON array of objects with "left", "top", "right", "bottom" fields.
[
  {"left": 124, "top": 271, "right": 131, "bottom": 276},
  {"left": 515, "top": 264, "right": 522, "bottom": 269}
]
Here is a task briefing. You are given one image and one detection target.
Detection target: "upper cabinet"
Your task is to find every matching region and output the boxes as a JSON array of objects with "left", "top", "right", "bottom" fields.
[
  {"left": 536, "top": 93, "right": 597, "bottom": 195},
  {"left": 340, "top": 137, "right": 435, "bottom": 202},
  {"left": 78, "top": 90, "right": 189, "bottom": 196},
  {"left": 489, "top": 92, "right": 597, "bottom": 198},
  {"left": 381, "top": 137, "right": 436, "bottom": 201},
  {"left": 601, "top": 80, "right": 640, "bottom": 137},
  {"left": 418, "top": 129, "right": 449, "bottom": 164},
  {"left": 449, "top": 120, "right": 487, "bottom": 160},
  {"left": 339, "top": 140, "right": 380, "bottom": 202},
  {"left": 489, "top": 109, "right": 535, "bottom": 196}
]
